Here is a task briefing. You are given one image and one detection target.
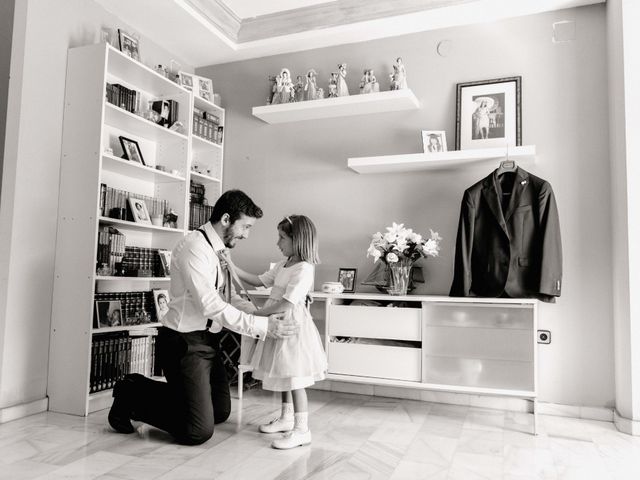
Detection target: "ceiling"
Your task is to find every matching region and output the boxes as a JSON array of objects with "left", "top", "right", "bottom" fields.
[{"left": 94, "top": 0, "right": 604, "bottom": 67}]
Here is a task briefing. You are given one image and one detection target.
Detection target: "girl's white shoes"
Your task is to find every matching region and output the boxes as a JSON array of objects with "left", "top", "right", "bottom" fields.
[
  {"left": 259, "top": 416, "right": 294, "bottom": 434},
  {"left": 271, "top": 429, "right": 311, "bottom": 449}
]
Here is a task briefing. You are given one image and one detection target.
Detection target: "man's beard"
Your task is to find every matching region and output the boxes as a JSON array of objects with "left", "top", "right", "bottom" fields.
[{"left": 222, "top": 224, "right": 236, "bottom": 248}]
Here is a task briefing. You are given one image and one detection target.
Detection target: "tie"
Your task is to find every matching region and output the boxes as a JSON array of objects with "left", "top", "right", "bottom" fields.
[{"left": 217, "top": 249, "right": 232, "bottom": 303}]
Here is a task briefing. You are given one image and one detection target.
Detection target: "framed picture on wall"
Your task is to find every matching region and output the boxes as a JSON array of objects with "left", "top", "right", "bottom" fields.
[
  {"left": 338, "top": 268, "right": 357, "bottom": 293},
  {"left": 455, "top": 76, "right": 521, "bottom": 150},
  {"left": 422, "top": 130, "right": 447, "bottom": 153}
]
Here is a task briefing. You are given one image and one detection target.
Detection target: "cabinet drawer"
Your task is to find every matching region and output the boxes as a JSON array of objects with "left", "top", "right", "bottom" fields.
[
  {"left": 328, "top": 304, "right": 421, "bottom": 341},
  {"left": 328, "top": 342, "right": 421, "bottom": 382}
]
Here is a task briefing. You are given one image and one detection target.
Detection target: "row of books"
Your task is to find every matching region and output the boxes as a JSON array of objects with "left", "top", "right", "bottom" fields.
[
  {"left": 90, "top": 329, "right": 158, "bottom": 394},
  {"left": 122, "top": 246, "right": 169, "bottom": 277},
  {"left": 96, "top": 227, "right": 125, "bottom": 275},
  {"left": 190, "top": 181, "right": 206, "bottom": 205},
  {"left": 106, "top": 83, "right": 140, "bottom": 114},
  {"left": 99, "top": 184, "right": 169, "bottom": 220},
  {"left": 94, "top": 291, "right": 157, "bottom": 327},
  {"left": 193, "top": 107, "right": 223, "bottom": 144},
  {"left": 189, "top": 203, "right": 214, "bottom": 231}
]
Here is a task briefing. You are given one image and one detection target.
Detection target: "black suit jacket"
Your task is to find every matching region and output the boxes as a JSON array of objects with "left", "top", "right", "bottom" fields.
[{"left": 449, "top": 167, "right": 562, "bottom": 301}]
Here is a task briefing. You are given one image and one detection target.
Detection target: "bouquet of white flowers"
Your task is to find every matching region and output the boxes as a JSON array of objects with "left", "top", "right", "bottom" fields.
[
  {"left": 366, "top": 223, "right": 441, "bottom": 295},
  {"left": 367, "top": 222, "right": 441, "bottom": 265}
]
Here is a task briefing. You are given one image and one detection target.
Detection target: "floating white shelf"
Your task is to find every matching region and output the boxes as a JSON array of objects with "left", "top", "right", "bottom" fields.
[
  {"left": 101, "top": 154, "right": 185, "bottom": 182},
  {"left": 348, "top": 145, "right": 536, "bottom": 174},
  {"left": 252, "top": 89, "right": 420, "bottom": 124}
]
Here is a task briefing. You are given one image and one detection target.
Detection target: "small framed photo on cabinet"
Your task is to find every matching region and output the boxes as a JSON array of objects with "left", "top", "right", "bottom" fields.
[
  {"left": 119, "top": 136, "right": 145, "bottom": 165},
  {"left": 338, "top": 268, "right": 357, "bottom": 293},
  {"left": 422, "top": 130, "right": 447, "bottom": 153},
  {"left": 153, "top": 289, "right": 170, "bottom": 321},
  {"left": 94, "top": 300, "right": 123, "bottom": 328},
  {"left": 455, "top": 76, "right": 521, "bottom": 150},
  {"left": 128, "top": 198, "right": 151, "bottom": 224},
  {"left": 118, "top": 29, "right": 140, "bottom": 61}
]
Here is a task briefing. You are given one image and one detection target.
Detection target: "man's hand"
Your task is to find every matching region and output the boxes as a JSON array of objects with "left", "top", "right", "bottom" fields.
[{"left": 267, "top": 313, "right": 300, "bottom": 338}]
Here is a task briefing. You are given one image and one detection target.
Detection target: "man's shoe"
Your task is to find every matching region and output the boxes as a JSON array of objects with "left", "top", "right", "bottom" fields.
[
  {"left": 108, "top": 378, "right": 135, "bottom": 434},
  {"left": 271, "top": 429, "right": 311, "bottom": 449},
  {"left": 259, "top": 416, "right": 294, "bottom": 434}
]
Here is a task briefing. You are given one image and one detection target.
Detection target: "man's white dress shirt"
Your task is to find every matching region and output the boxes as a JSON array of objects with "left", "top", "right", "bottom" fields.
[{"left": 161, "top": 222, "right": 268, "bottom": 340}]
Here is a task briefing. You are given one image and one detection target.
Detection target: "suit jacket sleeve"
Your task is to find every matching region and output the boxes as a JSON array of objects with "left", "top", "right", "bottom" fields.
[
  {"left": 450, "top": 190, "right": 475, "bottom": 296},
  {"left": 537, "top": 182, "right": 562, "bottom": 298}
]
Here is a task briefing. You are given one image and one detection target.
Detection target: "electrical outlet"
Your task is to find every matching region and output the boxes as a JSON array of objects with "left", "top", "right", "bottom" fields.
[{"left": 537, "top": 330, "right": 551, "bottom": 344}]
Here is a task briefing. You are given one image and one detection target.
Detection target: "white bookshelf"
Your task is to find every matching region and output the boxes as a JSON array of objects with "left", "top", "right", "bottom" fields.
[
  {"left": 348, "top": 145, "right": 537, "bottom": 174},
  {"left": 252, "top": 89, "right": 420, "bottom": 124},
  {"left": 49, "top": 43, "right": 224, "bottom": 416}
]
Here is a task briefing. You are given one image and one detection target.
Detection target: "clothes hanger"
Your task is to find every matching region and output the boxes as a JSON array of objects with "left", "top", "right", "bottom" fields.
[{"left": 497, "top": 144, "right": 517, "bottom": 175}]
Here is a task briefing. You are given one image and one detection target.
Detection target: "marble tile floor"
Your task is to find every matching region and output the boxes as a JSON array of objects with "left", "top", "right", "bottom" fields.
[{"left": 1, "top": 389, "right": 640, "bottom": 479}]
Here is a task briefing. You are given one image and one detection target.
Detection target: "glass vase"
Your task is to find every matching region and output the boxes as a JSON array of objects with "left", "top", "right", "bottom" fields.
[{"left": 387, "top": 259, "right": 413, "bottom": 296}]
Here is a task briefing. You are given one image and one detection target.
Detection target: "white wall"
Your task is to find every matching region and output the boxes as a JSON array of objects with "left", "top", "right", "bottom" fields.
[
  {"left": 199, "top": 4, "right": 614, "bottom": 407},
  {"left": 608, "top": 0, "right": 640, "bottom": 424},
  {"left": 0, "top": 0, "right": 192, "bottom": 410},
  {"left": 0, "top": 0, "right": 14, "bottom": 198}
]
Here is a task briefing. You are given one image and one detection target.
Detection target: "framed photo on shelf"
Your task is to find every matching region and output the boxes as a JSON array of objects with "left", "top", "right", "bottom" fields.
[
  {"left": 153, "top": 289, "right": 170, "bottom": 321},
  {"left": 94, "top": 300, "right": 123, "bottom": 328},
  {"left": 455, "top": 76, "right": 521, "bottom": 150},
  {"left": 338, "top": 268, "right": 357, "bottom": 293},
  {"left": 117, "top": 29, "right": 140, "bottom": 62},
  {"left": 119, "top": 136, "right": 145, "bottom": 165},
  {"left": 178, "top": 71, "right": 194, "bottom": 91},
  {"left": 158, "top": 249, "right": 172, "bottom": 276},
  {"left": 128, "top": 198, "right": 151, "bottom": 224},
  {"left": 422, "top": 130, "right": 447, "bottom": 153},
  {"left": 197, "top": 76, "right": 213, "bottom": 102}
]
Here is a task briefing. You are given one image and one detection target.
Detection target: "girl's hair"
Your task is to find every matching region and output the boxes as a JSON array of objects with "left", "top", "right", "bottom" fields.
[{"left": 278, "top": 215, "right": 320, "bottom": 265}]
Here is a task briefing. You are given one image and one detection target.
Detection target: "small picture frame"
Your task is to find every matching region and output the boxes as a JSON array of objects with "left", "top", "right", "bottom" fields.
[
  {"left": 128, "top": 198, "right": 151, "bottom": 224},
  {"left": 119, "top": 136, "right": 145, "bottom": 166},
  {"left": 117, "top": 29, "right": 140, "bottom": 62},
  {"left": 94, "top": 300, "right": 123, "bottom": 328},
  {"left": 455, "top": 76, "right": 521, "bottom": 150},
  {"left": 153, "top": 289, "right": 170, "bottom": 321},
  {"left": 197, "top": 76, "right": 213, "bottom": 101},
  {"left": 158, "top": 249, "right": 172, "bottom": 276},
  {"left": 178, "top": 71, "right": 194, "bottom": 91},
  {"left": 338, "top": 268, "right": 357, "bottom": 293},
  {"left": 422, "top": 130, "right": 447, "bottom": 153}
]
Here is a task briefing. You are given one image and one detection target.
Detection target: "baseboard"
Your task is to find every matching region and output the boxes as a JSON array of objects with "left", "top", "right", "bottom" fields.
[
  {"left": 0, "top": 397, "right": 48, "bottom": 424},
  {"left": 614, "top": 410, "right": 640, "bottom": 435},
  {"left": 310, "top": 380, "right": 614, "bottom": 422}
]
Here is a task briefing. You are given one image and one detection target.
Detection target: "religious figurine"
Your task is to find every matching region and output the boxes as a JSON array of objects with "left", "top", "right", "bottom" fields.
[
  {"left": 269, "top": 73, "right": 283, "bottom": 104},
  {"left": 390, "top": 57, "right": 407, "bottom": 90},
  {"left": 294, "top": 75, "right": 305, "bottom": 102},
  {"left": 280, "top": 68, "right": 295, "bottom": 103},
  {"left": 328, "top": 72, "right": 338, "bottom": 98},
  {"left": 304, "top": 69, "right": 317, "bottom": 101},
  {"left": 337, "top": 63, "right": 349, "bottom": 96},
  {"left": 369, "top": 69, "right": 380, "bottom": 92},
  {"left": 359, "top": 69, "right": 379, "bottom": 94},
  {"left": 316, "top": 87, "right": 325, "bottom": 100}
]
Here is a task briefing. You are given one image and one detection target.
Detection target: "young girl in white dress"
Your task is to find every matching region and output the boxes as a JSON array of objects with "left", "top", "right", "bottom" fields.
[{"left": 234, "top": 215, "right": 327, "bottom": 449}]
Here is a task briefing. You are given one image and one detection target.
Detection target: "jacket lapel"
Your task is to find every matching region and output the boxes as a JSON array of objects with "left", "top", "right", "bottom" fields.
[
  {"left": 481, "top": 173, "right": 509, "bottom": 237},
  {"left": 504, "top": 168, "right": 529, "bottom": 222}
]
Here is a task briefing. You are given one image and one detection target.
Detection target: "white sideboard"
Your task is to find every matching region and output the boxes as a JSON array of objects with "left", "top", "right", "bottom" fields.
[{"left": 246, "top": 290, "right": 539, "bottom": 433}]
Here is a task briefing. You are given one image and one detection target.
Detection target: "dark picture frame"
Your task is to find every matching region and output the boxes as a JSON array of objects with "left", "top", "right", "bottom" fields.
[
  {"left": 119, "top": 136, "right": 145, "bottom": 166},
  {"left": 338, "top": 268, "right": 357, "bottom": 293},
  {"left": 455, "top": 76, "right": 521, "bottom": 150},
  {"left": 94, "top": 300, "right": 123, "bottom": 329},
  {"left": 118, "top": 29, "right": 140, "bottom": 61}
]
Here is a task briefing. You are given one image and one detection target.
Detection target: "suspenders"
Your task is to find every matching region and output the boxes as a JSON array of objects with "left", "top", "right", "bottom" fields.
[{"left": 197, "top": 228, "right": 215, "bottom": 330}]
